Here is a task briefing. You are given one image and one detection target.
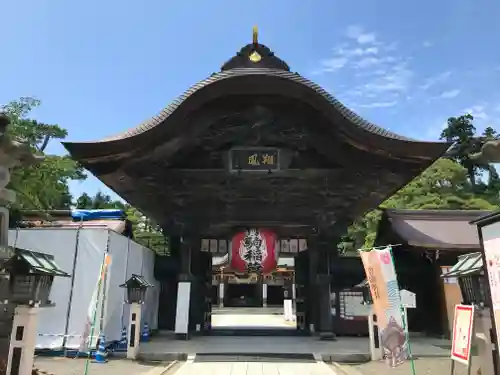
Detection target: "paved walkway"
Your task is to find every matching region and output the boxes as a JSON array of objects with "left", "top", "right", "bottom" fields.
[
  {"left": 339, "top": 357, "right": 480, "bottom": 375},
  {"left": 139, "top": 334, "right": 450, "bottom": 363},
  {"left": 34, "top": 357, "right": 166, "bottom": 375},
  {"left": 173, "top": 358, "right": 337, "bottom": 375}
]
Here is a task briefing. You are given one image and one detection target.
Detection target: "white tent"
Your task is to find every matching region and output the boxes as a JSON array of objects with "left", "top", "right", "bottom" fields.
[{"left": 8, "top": 227, "right": 159, "bottom": 350}]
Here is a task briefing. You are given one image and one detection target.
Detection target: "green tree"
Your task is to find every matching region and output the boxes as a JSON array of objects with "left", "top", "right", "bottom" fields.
[
  {"left": 74, "top": 194, "right": 169, "bottom": 254},
  {"left": 341, "top": 113, "right": 500, "bottom": 254},
  {"left": 125, "top": 206, "right": 169, "bottom": 254},
  {"left": 1, "top": 97, "right": 86, "bottom": 212},
  {"left": 340, "top": 158, "right": 498, "bottom": 254},
  {"left": 440, "top": 114, "right": 500, "bottom": 190},
  {"left": 75, "top": 191, "right": 125, "bottom": 210}
]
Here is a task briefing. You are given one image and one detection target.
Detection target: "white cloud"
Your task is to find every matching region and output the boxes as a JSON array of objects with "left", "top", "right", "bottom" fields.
[
  {"left": 463, "top": 104, "right": 489, "bottom": 121},
  {"left": 312, "top": 26, "right": 417, "bottom": 109},
  {"left": 317, "top": 57, "right": 348, "bottom": 73},
  {"left": 423, "top": 41, "right": 433, "bottom": 48},
  {"left": 423, "top": 103, "right": 498, "bottom": 141},
  {"left": 420, "top": 71, "right": 452, "bottom": 91},
  {"left": 355, "top": 57, "right": 381, "bottom": 68},
  {"left": 346, "top": 25, "right": 377, "bottom": 45},
  {"left": 357, "top": 101, "right": 398, "bottom": 108},
  {"left": 362, "top": 63, "right": 413, "bottom": 94},
  {"left": 365, "top": 47, "right": 379, "bottom": 54},
  {"left": 438, "top": 89, "right": 460, "bottom": 99}
]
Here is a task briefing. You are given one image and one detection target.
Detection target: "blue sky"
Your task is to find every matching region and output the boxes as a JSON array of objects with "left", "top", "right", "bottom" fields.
[{"left": 1, "top": 0, "right": 499, "bottom": 201}]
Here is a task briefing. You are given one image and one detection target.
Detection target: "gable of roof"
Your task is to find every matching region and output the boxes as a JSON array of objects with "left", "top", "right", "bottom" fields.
[{"left": 381, "top": 209, "right": 492, "bottom": 250}]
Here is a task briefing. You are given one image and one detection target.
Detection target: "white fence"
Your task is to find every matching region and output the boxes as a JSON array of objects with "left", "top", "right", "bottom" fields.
[{"left": 8, "top": 227, "right": 159, "bottom": 350}]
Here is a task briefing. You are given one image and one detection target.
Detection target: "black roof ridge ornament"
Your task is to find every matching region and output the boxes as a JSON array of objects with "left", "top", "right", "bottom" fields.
[{"left": 221, "top": 26, "right": 290, "bottom": 72}]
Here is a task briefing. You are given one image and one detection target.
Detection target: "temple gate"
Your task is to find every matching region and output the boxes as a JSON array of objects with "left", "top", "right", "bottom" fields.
[{"left": 63, "top": 29, "right": 449, "bottom": 339}]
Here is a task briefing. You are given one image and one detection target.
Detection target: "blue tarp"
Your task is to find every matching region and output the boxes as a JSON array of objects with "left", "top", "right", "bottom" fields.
[{"left": 71, "top": 209, "right": 125, "bottom": 221}]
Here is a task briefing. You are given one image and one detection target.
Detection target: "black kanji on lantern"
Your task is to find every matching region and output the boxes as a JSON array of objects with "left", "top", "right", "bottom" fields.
[{"left": 241, "top": 230, "right": 264, "bottom": 272}]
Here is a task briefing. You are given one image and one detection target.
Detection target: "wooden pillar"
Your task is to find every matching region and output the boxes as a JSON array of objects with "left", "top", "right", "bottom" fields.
[
  {"left": 311, "top": 234, "right": 338, "bottom": 339},
  {"left": 308, "top": 235, "right": 319, "bottom": 333}
]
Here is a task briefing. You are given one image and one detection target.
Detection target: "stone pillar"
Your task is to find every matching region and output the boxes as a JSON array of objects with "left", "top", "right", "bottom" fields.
[
  {"left": 219, "top": 282, "right": 224, "bottom": 307},
  {"left": 6, "top": 306, "right": 39, "bottom": 375},
  {"left": 262, "top": 283, "right": 267, "bottom": 307},
  {"left": 283, "top": 283, "right": 294, "bottom": 321},
  {"left": 126, "top": 303, "right": 142, "bottom": 360},
  {"left": 308, "top": 238, "right": 319, "bottom": 333},
  {"left": 308, "top": 234, "right": 337, "bottom": 339}
]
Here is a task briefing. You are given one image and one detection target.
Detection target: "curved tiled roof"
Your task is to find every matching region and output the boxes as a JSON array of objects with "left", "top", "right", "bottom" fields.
[{"left": 98, "top": 68, "right": 411, "bottom": 143}]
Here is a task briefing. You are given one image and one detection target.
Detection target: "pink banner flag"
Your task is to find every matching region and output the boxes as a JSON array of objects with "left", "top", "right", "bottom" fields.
[{"left": 360, "top": 247, "right": 408, "bottom": 367}]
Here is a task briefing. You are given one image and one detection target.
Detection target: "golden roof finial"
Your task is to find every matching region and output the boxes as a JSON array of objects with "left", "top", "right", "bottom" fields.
[{"left": 252, "top": 25, "right": 258, "bottom": 44}]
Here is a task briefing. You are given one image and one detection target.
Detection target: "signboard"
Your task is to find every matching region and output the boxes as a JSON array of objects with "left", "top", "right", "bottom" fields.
[
  {"left": 229, "top": 148, "right": 280, "bottom": 171},
  {"left": 482, "top": 234, "right": 500, "bottom": 353},
  {"left": 451, "top": 304, "right": 475, "bottom": 365},
  {"left": 400, "top": 289, "right": 416, "bottom": 308}
]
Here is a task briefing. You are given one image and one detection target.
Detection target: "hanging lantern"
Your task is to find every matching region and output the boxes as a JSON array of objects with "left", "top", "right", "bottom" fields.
[{"left": 230, "top": 229, "right": 278, "bottom": 274}]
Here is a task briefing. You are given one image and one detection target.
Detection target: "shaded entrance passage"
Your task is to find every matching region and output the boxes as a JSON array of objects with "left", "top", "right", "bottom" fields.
[
  {"left": 63, "top": 29, "right": 449, "bottom": 340},
  {"left": 266, "top": 285, "right": 284, "bottom": 306},
  {"left": 224, "top": 284, "right": 262, "bottom": 307}
]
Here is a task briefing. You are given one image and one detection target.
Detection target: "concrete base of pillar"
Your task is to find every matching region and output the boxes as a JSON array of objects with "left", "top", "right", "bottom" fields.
[
  {"left": 175, "top": 333, "right": 190, "bottom": 340},
  {"left": 174, "top": 281, "right": 191, "bottom": 339},
  {"left": 319, "top": 332, "right": 337, "bottom": 341},
  {"left": 7, "top": 305, "right": 39, "bottom": 375},
  {"left": 126, "top": 303, "right": 142, "bottom": 360}
]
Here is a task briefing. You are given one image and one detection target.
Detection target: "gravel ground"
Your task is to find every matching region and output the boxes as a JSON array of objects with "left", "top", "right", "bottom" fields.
[
  {"left": 349, "top": 357, "right": 480, "bottom": 375},
  {"left": 34, "top": 357, "right": 168, "bottom": 375}
]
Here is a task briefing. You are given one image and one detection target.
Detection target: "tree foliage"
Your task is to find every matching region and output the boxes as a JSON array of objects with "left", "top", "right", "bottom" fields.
[
  {"left": 340, "top": 114, "right": 500, "bottom": 254},
  {"left": 74, "top": 192, "right": 168, "bottom": 254},
  {"left": 1, "top": 97, "right": 86, "bottom": 212},
  {"left": 75, "top": 191, "right": 125, "bottom": 210},
  {"left": 2, "top": 97, "right": 167, "bottom": 254},
  {"left": 125, "top": 206, "right": 169, "bottom": 255}
]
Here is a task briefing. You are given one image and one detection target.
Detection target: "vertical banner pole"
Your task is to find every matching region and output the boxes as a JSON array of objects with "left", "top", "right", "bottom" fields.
[
  {"left": 99, "top": 231, "right": 112, "bottom": 335},
  {"left": 83, "top": 253, "right": 111, "bottom": 375},
  {"left": 368, "top": 307, "right": 377, "bottom": 361},
  {"left": 63, "top": 219, "right": 83, "bottom": 354}
]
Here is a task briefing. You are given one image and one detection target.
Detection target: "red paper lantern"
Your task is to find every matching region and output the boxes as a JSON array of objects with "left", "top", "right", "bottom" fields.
[{"left": 230, "top": 229, "right": 278, "bottom": 274}]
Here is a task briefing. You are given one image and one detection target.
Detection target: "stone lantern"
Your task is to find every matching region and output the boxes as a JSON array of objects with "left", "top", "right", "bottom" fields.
[
  {"left": 120, "top": 274, "right": 152, "bottom": 305},
  {"left": 441, "top": 252, "right": 486, "bottom": 306},
  {"left": 119, "top": 274, "right": 153, "bottom": 359},
  {"left": 0, "top": 112, "right": 44, "bottom": 375},
  {"left": 1, "top": 247, "right": 69, "bottom": 375},
  {"left": 0, "top": 113, "right": 43, "bottom": 256},
  {"left": 2, "top": 248, "right": 69, "bottom": 306}
]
